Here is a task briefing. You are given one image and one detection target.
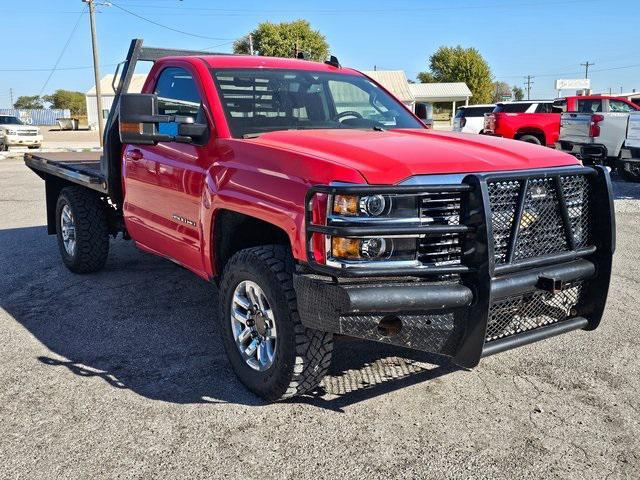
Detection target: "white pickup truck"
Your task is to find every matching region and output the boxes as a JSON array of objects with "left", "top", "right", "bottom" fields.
[
  {"left": 556, "top": 97, "right": 639, "bottom": 170},
  {"left": 619, "top": 113, "right": 640, "bottom": 182}
]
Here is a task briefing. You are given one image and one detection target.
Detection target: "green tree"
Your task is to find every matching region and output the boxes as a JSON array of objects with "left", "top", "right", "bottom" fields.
[
  {"left": 512, "top": 85, "right": 525, "bottom": 101},
  {"left": 43, "top": 90, "right": 86, "bottom": 115},
  {"left": 492, "top": 81, "right": 512, "bottom": 103},
  {"left": 418, "top": 46, "right": 494, "bottom": 104},
  {"left": 416, "top": 71, "right": 437, "bottom": 83},
  {"left": 13, "top": 95, "right": 44, "bottom": 109},
  {"left": 234, "top": 20, "right": 329, "bottom": 62}
]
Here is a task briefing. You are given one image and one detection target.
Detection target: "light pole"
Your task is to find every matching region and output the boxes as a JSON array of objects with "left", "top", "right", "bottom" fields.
[{"left": 83, "top": 0, "right": 105, "bottom": 146}]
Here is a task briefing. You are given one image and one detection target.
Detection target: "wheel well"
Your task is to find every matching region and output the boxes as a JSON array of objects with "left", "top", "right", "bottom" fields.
[
  {"left": 515, "top": 128, "right": 545, "bottom": 145},
  {"left": 213, "top": 210, "right": 290, "bottom": 275}
]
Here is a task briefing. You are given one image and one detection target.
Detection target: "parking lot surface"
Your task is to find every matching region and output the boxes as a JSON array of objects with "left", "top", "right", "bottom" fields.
[{"left": 1, "top": 154, "right": 639, "bottom": 479}]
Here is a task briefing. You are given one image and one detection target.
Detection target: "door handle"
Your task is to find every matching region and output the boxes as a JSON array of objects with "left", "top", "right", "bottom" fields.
[{"left": 126, "top": 149, "right": 144, "bottom": 161}]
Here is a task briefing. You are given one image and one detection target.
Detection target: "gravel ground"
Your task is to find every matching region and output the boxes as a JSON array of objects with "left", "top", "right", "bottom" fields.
[{"left": 0, "top": 154, "right": 639, "bottom": 479}]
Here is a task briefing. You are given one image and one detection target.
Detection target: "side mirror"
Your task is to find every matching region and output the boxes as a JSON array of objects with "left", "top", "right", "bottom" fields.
[{"left": 119, "top": 93, "right": 207, "bottom": 145}]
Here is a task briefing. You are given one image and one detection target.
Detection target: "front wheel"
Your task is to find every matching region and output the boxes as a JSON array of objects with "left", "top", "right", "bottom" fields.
[
  {"left": 218, "top": 245, "right": 333, "bottom": 401},
  {"left": 56, "top": 187, "right": 110, "bottom": 273}
]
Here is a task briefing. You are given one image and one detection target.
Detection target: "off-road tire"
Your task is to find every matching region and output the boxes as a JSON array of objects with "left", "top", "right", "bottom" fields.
[
  {"left": 28, "top": 145, "right": 41, "bottom": 150},
  {"left": 56, "top": 187, "right": 109, "bottom": 273},
  {"left": 219, "top": 245, "right": 333, "bottom": 401},
  {"left": 619, "top": 161, "right": 640, "bottom": 183},
  {"left": 1, "top": 143, "right": 8, "bottom": 151},
  {"left": 518, "top": 134, "right": 542, "bottom": 145}
]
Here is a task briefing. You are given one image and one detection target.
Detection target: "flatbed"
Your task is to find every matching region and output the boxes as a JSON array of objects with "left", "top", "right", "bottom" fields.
[{"left": 24, "top": 151, "right": 106, "bottom": 193}]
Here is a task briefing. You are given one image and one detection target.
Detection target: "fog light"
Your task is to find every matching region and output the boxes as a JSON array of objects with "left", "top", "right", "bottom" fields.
[
  {"left": 333, "top": 195, "right": 359, "bottom": 216},
  {"left": 331, "top": 237, "right": 361, "bottom": 259},
  {"left": 360, "top": 237, "right": 387, "bottom": 258}
]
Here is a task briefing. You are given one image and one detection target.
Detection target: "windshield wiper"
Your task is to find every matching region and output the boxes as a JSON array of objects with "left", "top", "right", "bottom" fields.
[
  {"left": 242, "top": 133, "right": 263, "bottom": 139},
  {"left": 372, "top": 125, "right": 386, "bottom": 132}
]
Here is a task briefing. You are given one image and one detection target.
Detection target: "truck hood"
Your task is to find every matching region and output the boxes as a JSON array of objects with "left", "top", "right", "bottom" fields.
[{"left": 249, "top": 129, "right": 578, "bottom": 184}]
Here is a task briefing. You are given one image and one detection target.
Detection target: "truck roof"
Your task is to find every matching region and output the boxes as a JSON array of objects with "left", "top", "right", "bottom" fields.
[{"left": 194, "top": 55, "right": 359, "bottom": 74}]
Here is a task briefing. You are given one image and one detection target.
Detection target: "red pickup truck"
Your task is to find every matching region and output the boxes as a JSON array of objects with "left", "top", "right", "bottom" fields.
[
  {"left": 483, "top": 96, "right": 640, "bottom": 148},
  {"left": 25, "top": 40, "right": 615, "bottom": 401}
]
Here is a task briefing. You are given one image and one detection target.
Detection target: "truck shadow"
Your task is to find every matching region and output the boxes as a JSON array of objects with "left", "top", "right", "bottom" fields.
[
  {"left": 0, "top": 226, "right": 458, "bottom": 411},
  {"left": 611, "top": 174, "right": 640, "bottom": 200}
]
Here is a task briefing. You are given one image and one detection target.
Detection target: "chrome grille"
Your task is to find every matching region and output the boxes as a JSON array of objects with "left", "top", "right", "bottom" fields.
[
  {"left": 18, "top": 130, "right": 39, "bottom": 136},
  {"left": 418, "top": 192, "right": 462, "bottom": 266}
]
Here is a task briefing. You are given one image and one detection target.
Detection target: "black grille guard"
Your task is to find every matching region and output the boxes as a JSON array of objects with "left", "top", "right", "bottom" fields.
[{"left": 301, "top": 165, "right": 615, "bottom": 367}]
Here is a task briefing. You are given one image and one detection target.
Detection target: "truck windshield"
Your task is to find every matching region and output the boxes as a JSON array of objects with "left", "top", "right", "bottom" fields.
[
  {"left": 0, "top": 116, "right": 23, "bottom": 125},
  {"left": 212, "top": 69, "right": 424, "bottom": 138}
]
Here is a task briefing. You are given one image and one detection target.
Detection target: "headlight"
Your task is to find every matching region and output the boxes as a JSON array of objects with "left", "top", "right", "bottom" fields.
[
  {"left": 331, "top": 236, "right": 417, "bottom": 262},
  {"left": 5, "top": 129, "right": 17, "bottom": 135},
  {"left": 331, "top": 194, "right": 418, "bottom": 219}
]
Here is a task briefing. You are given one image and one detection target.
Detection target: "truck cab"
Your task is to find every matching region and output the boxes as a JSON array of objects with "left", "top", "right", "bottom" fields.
[{"left": 24, "top": 40, "right": 615, "bottom": 401}]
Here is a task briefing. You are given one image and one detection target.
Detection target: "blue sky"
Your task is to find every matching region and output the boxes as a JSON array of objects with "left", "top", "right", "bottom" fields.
[{"left": 1, "top": 0, "right": 638, "bottom": 108}]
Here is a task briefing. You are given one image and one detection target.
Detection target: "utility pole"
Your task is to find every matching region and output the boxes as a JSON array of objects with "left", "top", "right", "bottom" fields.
[
  {"left": 83, "top": 0, "right": 105, "bottom": 146},
  {"left": 248, "top": 34, "right": 254, "bottom": 55},
  {"left": 524, "top": 75, "right": 534, "bottom": 100},
  {"left": 580, "top": 61, "right": 594, "bottom": 79},
  {"left": 9, "top": 88, "right": 13, "bottom": 107}
]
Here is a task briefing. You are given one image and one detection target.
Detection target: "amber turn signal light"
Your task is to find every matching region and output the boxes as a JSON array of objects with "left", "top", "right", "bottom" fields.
[
  {"left": 333, "top": 195, "right": 359, "bottom": 216},
  {"left": 331, "top": 237, "right": 361, "bottom": 259}
]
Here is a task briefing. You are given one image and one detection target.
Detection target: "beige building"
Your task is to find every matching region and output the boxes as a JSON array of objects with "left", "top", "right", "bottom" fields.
[{"left": 85, "top": 74, "right": 147, "bottom": 129}]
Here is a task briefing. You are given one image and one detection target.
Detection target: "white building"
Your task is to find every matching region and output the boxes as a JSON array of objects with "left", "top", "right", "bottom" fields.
[
  {"left": 408, "top": 82, "right": 472, "bottom": 120},
  {"left": 85, "top": 74, "right": 147, "bottom": 129}
]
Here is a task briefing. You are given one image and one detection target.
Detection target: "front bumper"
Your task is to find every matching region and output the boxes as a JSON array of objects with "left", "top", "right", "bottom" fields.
[
  {"left": 2, "top": 134, "right": 43, "bottom": 146},
  {"left": 295, "top": 166, "right": 615, "bottom": 368}
]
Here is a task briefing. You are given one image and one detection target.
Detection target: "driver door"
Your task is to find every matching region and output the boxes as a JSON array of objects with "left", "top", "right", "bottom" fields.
[{"left": 123, "top": 66, "right": 209, "bottom": 274}]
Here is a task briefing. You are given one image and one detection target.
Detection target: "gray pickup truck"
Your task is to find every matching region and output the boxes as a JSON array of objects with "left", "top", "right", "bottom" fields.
[
  {"left": 556, "top": 97, "right": 639, "bottom": 173},
  {"left": 619, "top": 113, "right": 640, "bottom": 182}
]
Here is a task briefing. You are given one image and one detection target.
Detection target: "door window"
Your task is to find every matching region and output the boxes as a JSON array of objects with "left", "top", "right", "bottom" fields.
[{"left": 154, "top": 67, "right": 206, "bottom": 137}]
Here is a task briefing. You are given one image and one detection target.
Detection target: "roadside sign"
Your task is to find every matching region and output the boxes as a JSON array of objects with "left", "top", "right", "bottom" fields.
[
  {"left": 501, "top": 94, "right": 512, "bottom": 101},
  {"left": 555, "top": 79, "right": 591, "bottom": 90}
]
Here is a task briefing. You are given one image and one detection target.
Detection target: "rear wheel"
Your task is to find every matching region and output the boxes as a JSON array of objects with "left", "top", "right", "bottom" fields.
[
  {"left": 56, "top": 187, "right": 110, "bottom": 273},
  {"left": 218, "top": 245, "right": 333, "bottom": 401},
  {"left": 619, "top": 161, "right": 640, "bottom": 183},
  {"left": 518, "top": 134, "right": 542, "bottom": 145}
]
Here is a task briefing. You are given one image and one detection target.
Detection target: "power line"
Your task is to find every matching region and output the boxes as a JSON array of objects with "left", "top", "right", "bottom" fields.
[
  {"left": 108, "top": 1, "right": 234, "bottom": 40},
  {"left": 39, "top": 5, "right": 87, "bottom": 95},
  {"left": 92, "top": 0, "right": 598, "bottom": 14}
]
